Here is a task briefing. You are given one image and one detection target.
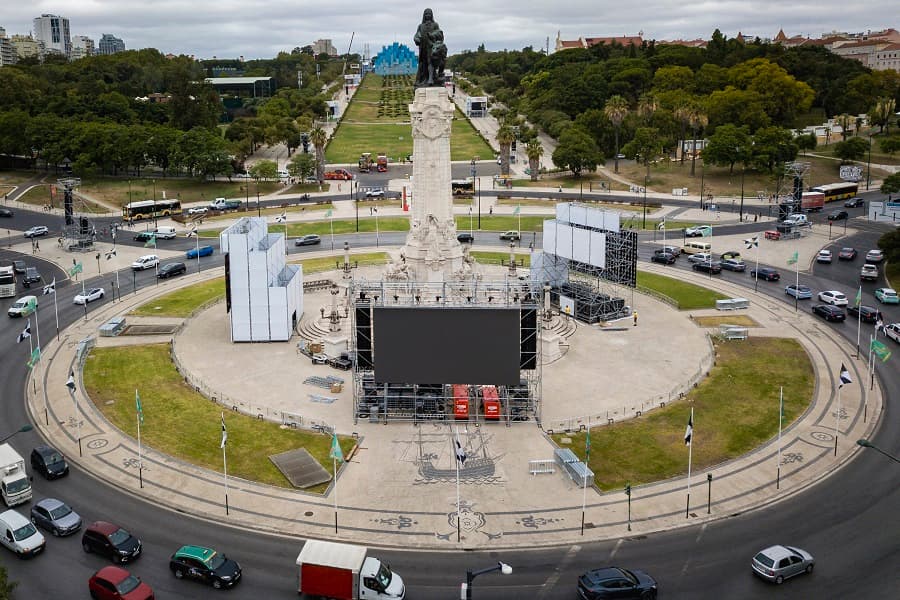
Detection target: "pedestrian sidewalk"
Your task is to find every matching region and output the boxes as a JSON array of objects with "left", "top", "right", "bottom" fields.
[{"left": 25, "top": 258, "right": 883, "bottom": 549}]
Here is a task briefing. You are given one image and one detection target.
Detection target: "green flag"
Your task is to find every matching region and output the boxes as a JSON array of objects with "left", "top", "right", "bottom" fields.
[
  {"left": 26, "top": 297, "right": 37, "bottom": 311},
  {"left": 871, "top": 339, "right": 892, "bottom": 363},
  {"left": 513, "top": 205, "right": 521, "bottom": 215},
  {"left": 144, "top": 233, "right": 156, "bottom": 248},
  {"left": 700, "top": 226, "right": 712, "bottom": 238},
  {"left": 787, "top": 251, "right": 798, "bottom": 265},
  {"left": 585, "top": 427, "right": 591, "bottom": 461},
  {"left": 329, "top": 433, "right": 344, "bottom": 462},
  {"left": 854, "top": 286, "right": 862, "bottom": 307},
  {"left": 135, "top": 390, "right": 144, "bottom": 425},
  {"left": 68, "top": 262, "right": 83, "bottom": 276},
  {"left": 27, "top": 346, "right": 40, "bottom": 368},
  {"left": 324, "top": 209, "right": 333, "bottom": 218}
]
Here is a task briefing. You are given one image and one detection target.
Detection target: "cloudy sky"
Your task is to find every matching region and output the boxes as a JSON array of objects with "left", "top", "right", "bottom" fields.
[{"left": 2, "top": 1, "right": 895, "bottom": 59}]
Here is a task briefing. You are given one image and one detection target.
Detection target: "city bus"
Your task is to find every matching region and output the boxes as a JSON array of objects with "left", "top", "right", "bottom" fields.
[
  {"left": 122, "top": 199, "right": 182, "bottom": 221},
  {"left": 0, "top": 265, "right": 16, "bottom": 298},
  {"left": 451, "top": 179, "right": 475, "bottom": 197},
  {"left": 810, "top": 182, "right": 858, "bottom": 203}
]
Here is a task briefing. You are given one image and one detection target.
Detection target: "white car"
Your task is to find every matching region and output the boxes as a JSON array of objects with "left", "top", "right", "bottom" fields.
[
  {"left": 816, "top": 250, "right": 832, "bottom": 263},
  {"left": 131, "top": 255, "right": 159, "bottom": 270},
  {"left": 186, "top": 206, "right": 208, "bottom": 215},
  {"left": 73, "top": 287, "right": 105, "bottom": 305},
  {"left": 365, "top": 189, "right": 385, "bottom": 198},
  {"left": 24, "top": 226, "right": 49, "bottom": 238},
  {"left": 685, "top": 225, "right": 712, "bottom": 237},
  {"left": 884, "top": 323, "right": 900, "bottom": 343},
  {"left": 311, "top": 353, "right": 328, "bottom": 364},
  {"left": 0, "top": 509, "right": 46, "bottom": 557},
  {"left": 688, "top": 252, "right": 713, "bottom": 264},
  {"left": 234, "top": 172, "right": 253, "bottom": 179},
  {"left": 865, "top": 249, "right": 884, "bottom": 263},
  {"left": 7, "top": 295, "right": 37, "bottom": 318},
  {"left": 818, "top": 290, "right": 848, "bottom": 306}
]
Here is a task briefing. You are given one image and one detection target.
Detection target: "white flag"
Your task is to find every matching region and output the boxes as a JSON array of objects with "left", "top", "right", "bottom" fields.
[
  {"left": 220, "top": 413, "right": 228, "bottom": 448},
  {"left": 684, "top": 413, "right": 693, "bottom": 446},
  {"left": 42, "top": 279, "right": 56, "bottom": 295},
  {"left": 66, "top": 370, "right": 76, "bottom": 393},
  {"left": 839, "top": 363, "right": 852, "bottom": 387},
  {"left": 186, "top": 226, "right": 197, "bottom": 238},
  {"left": 275, "top": 211, "right": 287, "bottom": 223},
  {"left": 17, "top": 320, "right": 31, "bottom": 343},
  {"left": 105, "top": 249, "right": 117, "bottom": 260},
  {"left": 455, "top": 436, "right": 466, "bottom": 465}
]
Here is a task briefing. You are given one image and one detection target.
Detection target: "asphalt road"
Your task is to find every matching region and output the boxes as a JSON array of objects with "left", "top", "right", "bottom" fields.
[{"left": 1, "top": 207, "right": 898, "bottom": 599}]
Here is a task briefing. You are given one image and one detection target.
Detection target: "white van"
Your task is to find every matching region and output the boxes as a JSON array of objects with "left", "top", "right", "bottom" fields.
[
  {"left": 154, "top": 226, "right": 177, "bottom": 240},
  {"left": 0, "top": 509, "right": 45, "bottom": 557},
  {"left": 783, "top": 214, "right": 808, "bottom": 226},
  {"left": 682, "top": 241, "right": 712, "bottom": 255},
  {"left": 277, "top": 170, "right": 290, "bottom": 179}
]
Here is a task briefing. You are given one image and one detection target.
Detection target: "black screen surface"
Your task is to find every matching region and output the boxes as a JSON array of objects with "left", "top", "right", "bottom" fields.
[{"left": 373, "top": 307, "right": 520, "bottom": 384}]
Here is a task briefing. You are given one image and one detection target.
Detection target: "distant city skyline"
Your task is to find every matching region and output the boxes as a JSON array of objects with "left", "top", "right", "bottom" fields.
[{"left": 1, "top": 2, "right": 896, "bottom": 60}]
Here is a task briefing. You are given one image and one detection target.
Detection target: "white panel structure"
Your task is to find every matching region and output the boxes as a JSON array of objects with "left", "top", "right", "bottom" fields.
[
  {"left": 589, "top": 231, "right": 607, "bottom": 268},
  {"left": 543, "top": 220, "right": 557, "bottom": 254},
  {"left": 556, "top": 223, "right": 573, "bottom": 260},
  {"left": 572, "top": 227, "right": 591, "bottom": 263},
  {"left": 586, "top": 209, "right": 620, "bottom": 233},
  {"left": 220, "top": 217, "right": 304, "bottom": 342}
]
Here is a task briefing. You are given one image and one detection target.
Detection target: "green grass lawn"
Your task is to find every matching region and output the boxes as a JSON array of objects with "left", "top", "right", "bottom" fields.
[
  {"left": 637, "top": 270, "right": 728, "bottom": 310},
  {"left": 83, "top": 344, "right": 355, "bottom": 492},
  {"left": 202, "top": 203, "right": 334, "bottom": 222},
  {"left": 129, "top": 278, "right": 225, "bottom": 317},
  {"left": 552, "top": 337, "right": 814, "bottom": 489},
  {"left": 77, "top": 178, "right": 283, "bottom": 208},
  {"left": 289, "top": 252, "right": 389, "bottom": 273},
  {"left": 470, "top": 251, "right": 531, "bottom": 266}
]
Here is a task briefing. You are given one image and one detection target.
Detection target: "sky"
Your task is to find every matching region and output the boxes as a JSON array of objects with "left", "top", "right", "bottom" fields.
[{"left": 2, "top": 1, "right": 896, "bottom": 60}]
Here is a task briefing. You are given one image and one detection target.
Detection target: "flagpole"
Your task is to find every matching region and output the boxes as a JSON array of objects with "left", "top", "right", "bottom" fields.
[
  {"left": 776, "top": 387, "right": 783, "bottom": 489},
  {"left": 136, "top": 390, "right": 143, "bottom": 489},
  {"left": 794, "top": 254, "right": 799, "bottom": 312},
  {"left": 864, "top": 334, "right": 872, "bottom": 423},
  {"left": 222, "top": 412, "right": 229, "bottom": 516},
  {"left": 834, "top": 383, "right": 841, "bottom": 457},
  {"left": 855, "top": 287, "right": 862, "bottom": 358},
  {"left": 82, "top": 279, "right": 87, "bottom": 321},
  {"left": 333, "top": 454, "right": 339, "bottom": 534},
  {"left": 34, "top": 302, "right": 49, "bottom": 425},
  {"left": 582, "top": 417, "right": 590, "bottom": 536},
  {"left": 755, "top": 240, "right": 761, "bottom": 293},
  {"left": 455, "top": 426, "right": 461, "bottom": 543},
  {"left": 51, "top": 279, "right": 59, "bottom": 341},
  {"left": 330, "top": 213, "right": 334, "bottom": 251},
  {"left": 686, "top": 407, "right": 693, "bottom": 518}
]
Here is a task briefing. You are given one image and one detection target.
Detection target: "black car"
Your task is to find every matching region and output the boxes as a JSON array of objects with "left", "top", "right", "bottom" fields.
[
  {"left": 577, "top": 567, "right": 658, "bottom": 600},
  {"left": 827, "top": 210, "right": 849, "bottom": 221},
  {"left": 812, "top": 304, "right": 846, "bottom": 322},
  {"left": 650, "top": 252, "right": 676, "bottom": 265},
  {"left": 12, "top": 259, "right": 26, "bottom": 273},
  {"left": 847, "top": 305, "right": 882, "bottom": 324},
  {"left": 720, "top": 258, "right": 747, "bottom": 272},
  {"left": 170, "top": 545, "right": 242, "bottom": 589},
  {"left": 751, "top": 267, "right": 781, "bottom": 281},
  {"left": 30, "top": 445, "right": 69, "bottom": 479},
  {"left": 692, "top": 261, "right": 722, "bottom": 274},
  {"left": 82, "top": 521, "right": 142, "bottom": 563},
  {"left": 457, "top": 232, "right": 475, "bottom": 243},
  {"left": 133, "top": 231, "right": 155, "bottom": 241},
  {"left": 844, "top": 197, "right": 865, "bottom": 208},
  {"left": 0, "top": 208, "right": 12, "bottom": 218},
  {"left": 23, "top": 267, "right": 42, "bottom": 285},
  {"left": 294, "top": 234, "right": 321, "bottom": 246},
  {"left": 158, "top": 262, "right": 187, "bottom": 279}
]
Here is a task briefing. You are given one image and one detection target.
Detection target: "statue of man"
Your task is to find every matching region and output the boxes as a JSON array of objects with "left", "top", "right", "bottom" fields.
[{"left": 414, "top": 8, "right": 442, "bottom": 87}]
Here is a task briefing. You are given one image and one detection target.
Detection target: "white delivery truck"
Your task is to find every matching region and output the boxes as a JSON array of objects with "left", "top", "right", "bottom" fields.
[
  {"left": 296, "top": 540, "right": 405, "bottom": 600},
  {"left": 0, "top": 444, "right": 33, "bottom": 507}
]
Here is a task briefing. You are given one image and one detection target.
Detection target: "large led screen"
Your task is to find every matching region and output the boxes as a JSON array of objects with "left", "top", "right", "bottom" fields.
[{"left": 372, "top": 307, "right": 520, "bottom": 384}]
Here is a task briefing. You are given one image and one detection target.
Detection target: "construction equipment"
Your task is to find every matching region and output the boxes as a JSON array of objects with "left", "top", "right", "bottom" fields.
[
  {"left": 376, "top": 154, "right": 388, "bottom": 173},
  {"left": 358, "top": 153, "right": 373, "bottom": 173}
]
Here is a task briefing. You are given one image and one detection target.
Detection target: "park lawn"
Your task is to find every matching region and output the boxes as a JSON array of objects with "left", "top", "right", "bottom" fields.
[
  {"left": 0, "top": 171, "right": 33, "bottom": 185},
  {"left": 129, "top": 277, "right": 225, "bottom": 317},
  {"left": 77, "top": 178, "right": 282, "bottom": 208},
  {"left": 289, "top": 252, "right": 389, "bottom": 273},
  {"left": 636, "top": 270, "right": 728, "bottom": 310},
  {"left": 202, "top": 203, "right": 334, "bottom": 222},
  {"left": 470, "top": 251, "right": 531, "bottom": 267},
  {"left": 82, "top": 344, "right": 355, "bottom": 492},
  {"left": 509, "top": 176, "right": 631, "bottom": 192},
  {"left": 552, "top": 337, "right": 814, "bottom": 489},
  {"left": 692, "top": 315, "right": 759, "bottom": 328},
  {"left": 495, "top": 197, "right": 647, "bottom": 213}
]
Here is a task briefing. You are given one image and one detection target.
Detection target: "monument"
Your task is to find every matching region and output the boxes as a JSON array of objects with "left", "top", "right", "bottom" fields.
[{"left": 386, "top": 9, "right": 476, "bottom": 283}]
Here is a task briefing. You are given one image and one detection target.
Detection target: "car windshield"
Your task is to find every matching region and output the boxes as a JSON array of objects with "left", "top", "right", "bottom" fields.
[
  {"left": 12, "top": 522, "right": 38, "bottom": 541},
  {"left": 374, "top": 563, "right": 394, "bottom": 589},
  {"left": 46, "top": 452, "right": 64, "bottom": 465},
  {"left": 116, "top": 574, "right": 141, "bottom": 595},
  {"left": 6, "top": 478, "right": 30, "bottom": 493},
  {"left": 206, "top": 552, "right": 226, "bottom": 570},
  {"left": 49, "top": 504, "right": 73, "bottom": 520},
  {"left": 108, "top": 528, "right": 131, "bottom": 545},
  {"left": 754, "top": 552, "right": 775, "bottom": 567}
]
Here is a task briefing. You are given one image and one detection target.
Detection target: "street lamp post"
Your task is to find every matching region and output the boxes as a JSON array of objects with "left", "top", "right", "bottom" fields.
[
  {"left": 856, "top": 439, "right": 900, "bottom": 463},
  {"left": 707, "top": 473, "right": 713, "bottom": 514},
  {"left": 257, "top": 191, "right": 261, "bottom": 217},
  {"left": 739, "top": 161, "right": 745, "bottom": 222},
  {"left": 0, "top": 424, "right": 33, "bottom": 444},
  {"left": 477, "top": 177, "right": 481, "bottom": 230},
  {"left": 463, "top": 562, "right": 512, "bottom": 600}
]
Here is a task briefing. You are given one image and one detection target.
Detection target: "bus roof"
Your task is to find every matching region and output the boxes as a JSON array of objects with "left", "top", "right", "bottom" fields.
[
  {"left": 811, "top": 182, "right": 857, "bottom": 192},
  {"left": 124, "top": 199, "right": 180, "bottom": 209}
]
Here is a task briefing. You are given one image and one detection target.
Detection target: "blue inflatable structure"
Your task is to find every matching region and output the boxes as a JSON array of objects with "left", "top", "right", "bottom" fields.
[{"left": 372, "top": 43, "right": 417, "bottom": 76}]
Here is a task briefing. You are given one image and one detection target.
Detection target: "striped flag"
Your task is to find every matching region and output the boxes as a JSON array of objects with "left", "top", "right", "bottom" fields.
[
  {"left": 744, "top": 236, "right": 758, "bottom": 249},
  {"left": 455, "top": 434, "right": 467, "bottom": 465},
  {"left": 839, "top": 363, "right": 852, "bottom": 387},
  {"left": 135, "top": 390, "right": 144, "bottom": 425},
  {"left": 66, "top": 370, "right": 76, "bottom": 393},
  {"left": 16, "top": 320, "right": 31, "bottom": 343},
  {"left": 684, "top": 413, "right": 693, "bottom": 445},
  {"left": 329, "top": 433, "right": 344, "bottom": 462},
  {"left": 42, "top": 278, "right": 56, "bottom": 295},
  {"left": 186, "top": 225, "right": 198, "bottom": 238},
  {"left": 105, "top": 249, "right": 117, "bottom": 260},
  {"left": 275, "top": 211, "right": 287, "bottom": 223},
  {"left": 870, "top": 339, "right": 892, "bottom": 363},
  {"left": 220, "top": 413, "right": 227, "bottom": 448}
]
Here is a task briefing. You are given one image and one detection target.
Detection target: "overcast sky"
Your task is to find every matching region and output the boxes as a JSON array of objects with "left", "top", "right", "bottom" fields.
[{"left": 2, "top": 1, "right": 895, "bottom": 60}]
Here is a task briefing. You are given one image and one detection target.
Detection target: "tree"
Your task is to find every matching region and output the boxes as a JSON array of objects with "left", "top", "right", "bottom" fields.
[
  {"left": 250, "top": 160, "right": 278, "bottom": 181},
  {"left": 0, "top": 563, "right": 17, "bottom": 600},
  {"left": 309, "top": 125, "right": 327, "bottom": 184},
  {"left": 688, "top": 106, "right": 708, "bottom": 177},
  {"left": 603, "top": 95, "right": 629, "bottom": 173},
  {"left": 288, "top": 152, "right": 316, "bottom": 180},
  {"left": 750, "top": 126, "right": 798, "bottom": 173},
  {"left": 496, "top": 125, "right": 516, "bottom": 177},
  {"left": 795, "top": 132, "right": 818, "bottom": 155},
  {"left": 879, "top": 137, "right": 900, "bottom": 156},
  {"left": 551, "top": 127, "right": 602, "bottom": 177},
  {"left": 636, "top": 93, "right": 658, "bottom": 124},
  {"left": 876, "top": 225, "right": 900, "bottom": 264},
  {"left": 673, "top": 99, "right": 693, "bottom": 164},
  {"left": 869, "top": 97, "right": 897, "bottom": 134},
  {"left": 833, "top": 137, "right": 869, "bottom": 162},
  {"left": 836, "top": 114, "right": 853, "bottom": 140},
  {"left": 621, "top": 126, "right": 664, "bottom": 186},
  {"left": 879, "top": 172, "right": 900, "bottom": 195},
  {"left": 525, "top": 139, "right": 543, "bottom": 182},
  {"left": 703, "top": 124, "right": 752, "bottom": 174}
]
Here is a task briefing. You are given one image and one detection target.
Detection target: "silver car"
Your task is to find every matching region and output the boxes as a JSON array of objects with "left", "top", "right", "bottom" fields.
[
  {"left": 30, "top": 498, "right": 83, "bottom": 537},
  {"left": 751, "top": 545, "right": 814, "bottom": 584}
]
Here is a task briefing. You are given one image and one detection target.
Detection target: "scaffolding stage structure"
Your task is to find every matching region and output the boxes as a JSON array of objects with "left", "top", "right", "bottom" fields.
[
  {"left": 55, "top": 178, "right": 101, "bottom": 252},
  {"left": 349, "top": 278, "right": 542, "bottom": 425}
]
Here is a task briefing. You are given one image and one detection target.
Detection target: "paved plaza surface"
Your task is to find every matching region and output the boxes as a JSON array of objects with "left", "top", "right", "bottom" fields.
[{"left": 25, "top": 249, "right": 884, "bottom": 549}]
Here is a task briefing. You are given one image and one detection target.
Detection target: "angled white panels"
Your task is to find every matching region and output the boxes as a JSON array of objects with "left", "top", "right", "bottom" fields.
[
  {"left": 543, "top": 220, "right": 557, "bottom": 254},
  {"left": 572, "top": 226, "right": 591, "bottom": 263},
  {"left": 589, "top": 230, "right": 606, "bottom": 267},
  {"left": 556, "top": 223, "right": 573, "bottom": 260}
]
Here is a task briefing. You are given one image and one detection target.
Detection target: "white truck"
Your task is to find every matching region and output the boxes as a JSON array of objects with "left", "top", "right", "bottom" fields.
[
  {"left": 296, "top": 540, "right": 405, "bottom": 600},
  {"left": 0, "top": 444, "right": 33, "bottom": 507}
]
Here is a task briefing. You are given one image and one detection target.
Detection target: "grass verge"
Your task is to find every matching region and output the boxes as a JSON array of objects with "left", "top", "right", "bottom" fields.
[
  {"left": 637, "top": 270, "right": 728, "bottom": 310},
  {"left": 692, "top": 315, "right": 759, "bottom": 327},
  {"left": 470, "top": 251, "right": 531, "bottom": 267},
  {"left": 129, "top": 278, "right": 225, "bottom": 317},
  {"left": 83, "top": 344, "right": 355, "bottom": 492},
  {"left": 551, "top": 337, "right": 814, "bottom": 489},
  {"left": 289, "top": 252, "right": 389, "bottom": 273},
  {"left": 77, "top": 178, "right": 283, "bottom": 208}
]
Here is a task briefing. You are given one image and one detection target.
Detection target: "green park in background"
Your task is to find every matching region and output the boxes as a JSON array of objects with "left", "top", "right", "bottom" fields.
[
  {"left": 82, "top": 344, "right": 354, "bottom": 493},
  {"left": 552, "top": 337, "right": 814, "bottom": 490}
]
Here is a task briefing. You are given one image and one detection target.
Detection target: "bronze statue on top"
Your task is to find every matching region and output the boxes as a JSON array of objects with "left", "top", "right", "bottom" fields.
[{"left": 414, "top": 8, "right": 446, "bottom": 87}]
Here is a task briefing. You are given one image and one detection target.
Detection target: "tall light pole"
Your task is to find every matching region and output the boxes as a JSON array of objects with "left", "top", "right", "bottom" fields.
[
  {"left": 866, "top": 134, "right": 872, "bottom": 191},
  {"left": 0, "top": 424, "right": 33, "bottom": 444},
  {"left": 642, "top": 159, "right": 649, "bottom": 229},
  {"left": 463, "top": 562, "right": 512, "bottom": 600},
  {"left": 857, "top": 439, "right": 900, "bottom": 463}
]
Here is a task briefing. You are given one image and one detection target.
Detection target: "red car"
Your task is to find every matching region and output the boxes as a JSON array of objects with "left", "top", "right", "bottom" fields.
[{"left": 89, "top": 566, "right": 154, "bottom": 600}]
